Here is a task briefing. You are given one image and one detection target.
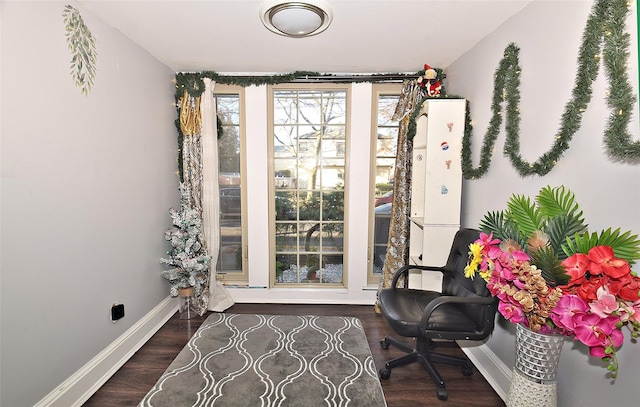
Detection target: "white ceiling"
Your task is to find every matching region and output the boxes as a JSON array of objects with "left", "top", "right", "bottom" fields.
[{"left": 79, "top": 0, "right": 532, "bottom": 74}]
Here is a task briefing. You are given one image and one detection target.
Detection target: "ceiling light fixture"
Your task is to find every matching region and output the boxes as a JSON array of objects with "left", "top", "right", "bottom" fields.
[{"left": 259, "top": 0, "right": 333, "bottom": 38}]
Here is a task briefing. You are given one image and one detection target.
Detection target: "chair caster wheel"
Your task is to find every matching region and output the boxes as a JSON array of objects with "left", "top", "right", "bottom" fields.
[
  {"left": 380, "top": 339, "right": 389, "bottom": 349},
  {"left": 462, "top": 365, "right": 473, "bottom": 376},
  {"left": 379, "top": 368, "right": 391, "bottom": 380},
  {"left": 437, "top": 387, "right": 448, "bottom": 400}
]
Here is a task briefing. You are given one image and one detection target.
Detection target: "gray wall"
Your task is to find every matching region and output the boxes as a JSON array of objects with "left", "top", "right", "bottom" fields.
[
  {"left": 2, "top": 1, "right": 638, "bottom": 406},
  {"left": 1, "top": 1, "right": 178, "bottom": 406},
  {"left": 446, "top": 1, "right": 639, "bottom": 405}
]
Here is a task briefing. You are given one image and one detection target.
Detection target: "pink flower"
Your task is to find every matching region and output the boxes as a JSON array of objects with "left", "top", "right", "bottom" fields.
[
  {"left": 618, "top": 300, "right": 640, "bottom": 324},
  {"left": 589, "top": 287, "right": 619, "bottom": 317},
  {"left": 550, "top": 294, "right": 589, "bottom": 333},
  {"left": 498, "top": 301, "right": 524, "bottom": 324},
  {"left": 478, "top": 231, "right": 500, "bottom": 247},
  {"left": 511, "top": 250, "right": 529, "bottom": 262},
  {"left": 629, "top": 300, "right": 640, "bottom": 323},
  {"left": 573, "top": 313, "right": 622, "bottom": 348},
  {"left": 588, "top": 328, "right": 624, "bottom": 358}
]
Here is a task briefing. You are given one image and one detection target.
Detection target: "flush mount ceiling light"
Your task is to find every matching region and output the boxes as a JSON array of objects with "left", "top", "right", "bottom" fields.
[{"left": 259, "top": 0, "right": 333, "bottom": 38}]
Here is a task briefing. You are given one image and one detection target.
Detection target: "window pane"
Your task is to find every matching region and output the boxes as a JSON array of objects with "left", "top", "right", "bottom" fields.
[
  {"left": 214, "top": 91, "right": 245, "bottom": 280},
  {"left": 271, "top": 86, "right": 348, "bottom": 287},
  {"left": 275, "top": 222, "right": 297, "bottom": 251},
  {"left": 274, "top": 159, "right": 297, "bottom": 189},
  {"left": 299, "top": 191, "right": 321, "bottom": 221},
  {"left": 274, "top": 126, "right": 297, "bottom": 157},
  {"left": 275, "top": 191, "right": 297, "bottom": 221},
  {"left": 370, "top": 88, "right": 401, "bottom": 283},
  {"left": 322, "top": 191, "right": 344, "bottom": 221}
]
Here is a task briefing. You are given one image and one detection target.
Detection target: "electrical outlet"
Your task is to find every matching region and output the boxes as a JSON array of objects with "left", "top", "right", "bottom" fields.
[{"left": 111, "top": 303, "right": 125, "bottom": 322}]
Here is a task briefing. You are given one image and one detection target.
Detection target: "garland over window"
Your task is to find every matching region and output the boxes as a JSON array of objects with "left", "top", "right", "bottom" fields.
[
  {"left": 174, "top": 71, "right": 426, "bottom": 99},
  {"left": 173, "top": 0, "right": 637, "bottom": 181},
  {"left": 460, "top": 0, "right": 639, "bottom": 179}
]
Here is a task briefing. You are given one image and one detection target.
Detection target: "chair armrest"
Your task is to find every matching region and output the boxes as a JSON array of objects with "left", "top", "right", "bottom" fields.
[
  {"left": 419, "top": 295, "right": 496, "bottom": 327},
  {"left": 390, "top": 264, "right": 445, "bottom": 288}
]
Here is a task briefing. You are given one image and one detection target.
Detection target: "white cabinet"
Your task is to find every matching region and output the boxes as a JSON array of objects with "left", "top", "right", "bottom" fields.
[{"left": 407, "top": 99, "right": 466, "bottom": 290}]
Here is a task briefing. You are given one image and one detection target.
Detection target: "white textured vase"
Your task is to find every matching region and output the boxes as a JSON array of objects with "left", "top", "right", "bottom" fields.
[{"left": 506, "top": 324, "right": 564, "bottom": 407}]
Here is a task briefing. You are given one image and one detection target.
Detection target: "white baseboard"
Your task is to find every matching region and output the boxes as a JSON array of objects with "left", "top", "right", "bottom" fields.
[
  {"left": 457, "top": 340, "right": 512, "bottom": 401},
  {"left": 34, "top": 296, "right": 178, "bottom": 407}
]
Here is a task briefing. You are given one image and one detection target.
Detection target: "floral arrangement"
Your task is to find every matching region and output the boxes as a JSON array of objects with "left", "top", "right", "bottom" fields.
[{"left": 465, "top": 185, "right": 640, "bottom": 378}]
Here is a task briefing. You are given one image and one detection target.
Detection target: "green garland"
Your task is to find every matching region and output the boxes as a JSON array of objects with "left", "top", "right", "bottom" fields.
[
  {"left": 174, "top": 69, "right": 442, "bottom": 181},
  {"left": 174, "top": 70, "right": 438, "bottom": 99},
  {"left": 460, "top": 0, "right": 639, "bottom": 179},
  {"left": 175, "top": 71, "right": 320, "bottom": 99}
]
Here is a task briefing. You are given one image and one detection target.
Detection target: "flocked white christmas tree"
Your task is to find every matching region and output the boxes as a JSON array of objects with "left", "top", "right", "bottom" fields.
[{"left": 160, "top": 183, "right": 211, "bottom": 298}]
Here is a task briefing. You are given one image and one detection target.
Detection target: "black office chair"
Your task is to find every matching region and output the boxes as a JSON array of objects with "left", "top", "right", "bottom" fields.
[{"left": 378, "top": 228, "right": 498, "bottom": 401}]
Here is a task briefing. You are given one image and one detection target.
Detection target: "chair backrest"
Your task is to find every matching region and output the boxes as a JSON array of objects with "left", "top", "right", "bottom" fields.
[{"left": 441, "top": 228, "right": 496, "bottom": 332}]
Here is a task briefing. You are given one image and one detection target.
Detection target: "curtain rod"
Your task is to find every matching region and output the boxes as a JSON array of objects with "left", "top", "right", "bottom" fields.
[
  {"left": 291, "top": 74, "right": 417, "bottom": 83},
  {"left": 223, "top": 73, "right": 418, "bottom": 83}
]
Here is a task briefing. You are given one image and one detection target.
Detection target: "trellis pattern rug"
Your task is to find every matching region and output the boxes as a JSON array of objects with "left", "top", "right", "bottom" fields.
[{"left": 139, "top": 313, "right": 387, "bottom": 406}]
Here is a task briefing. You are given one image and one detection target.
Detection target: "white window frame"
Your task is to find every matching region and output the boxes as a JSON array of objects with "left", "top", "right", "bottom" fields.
[
  {"left": 267, "top": 83, "right": 351, "bottom": 288},
  {"left": 213, "top": 84, "right": 249, "bottom": 284}
]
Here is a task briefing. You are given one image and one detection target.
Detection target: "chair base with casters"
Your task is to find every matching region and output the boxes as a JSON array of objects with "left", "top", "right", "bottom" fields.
[
  {"left": 378, "top": 335, "right": 474, "bottom": 401},
  {"left": 377, "top": 228, "right": 497, "bottom": 401}
]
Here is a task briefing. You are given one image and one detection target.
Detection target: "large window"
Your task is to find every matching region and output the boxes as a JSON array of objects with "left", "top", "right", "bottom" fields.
[
  {"left": 269, "top": 84, "right": 349, "bottom": 287},
  {"left": 214, "top": 85, "right": 247, "bottom": 282},
  {"left": 369, "top": 84, "right": 402, "bottom": 285}
]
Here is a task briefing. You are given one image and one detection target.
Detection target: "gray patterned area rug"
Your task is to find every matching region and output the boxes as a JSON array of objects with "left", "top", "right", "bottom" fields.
[{"left": 139, "top": 313, "right": 387, "bottom": 407}]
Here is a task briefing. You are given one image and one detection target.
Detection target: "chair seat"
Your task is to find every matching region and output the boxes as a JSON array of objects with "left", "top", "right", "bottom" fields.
[{"left": 379, "top": 288, "right": 478, "bottom": 337}]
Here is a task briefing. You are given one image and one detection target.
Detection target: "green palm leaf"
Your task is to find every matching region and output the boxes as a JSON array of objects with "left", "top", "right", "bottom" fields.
[
  {"left": 479, "top": 185, "right": 640, "bottom": 272},
  {"left": 529, "top": 246, "right": 569, "bottom": 286},
  {"left": 505, "top": 194, "right": 542, "bottom": 238},
  {"left": 545, "top": 214, "right": 588, "bottom": 259},
  {"left": 479, "top": 211, "right": 523, "bottom": 246},
  {"left": 536, "top": 185, "right": 584, "bottom": 222},
  {"left": 565, "top": 228, "right": 640, "bottom": 265}
]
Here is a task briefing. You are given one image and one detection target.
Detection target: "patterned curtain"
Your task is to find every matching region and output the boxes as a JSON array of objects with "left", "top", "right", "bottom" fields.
[
  {"left": 375, "top": 80, "right": 425, "bottom": 313},
  {"left": 180, "top": 92, "right": 204, "bottom": 214},
  {"left": 179, "top": 81, "right": 234, "bottom": 314},
  {"left": 178, "top": 90, "right": 209, "bottom": 314}
]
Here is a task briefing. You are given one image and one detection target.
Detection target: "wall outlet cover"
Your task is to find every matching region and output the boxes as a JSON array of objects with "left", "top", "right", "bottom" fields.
[{"left": 111, "top": 303, "right": 125, "bottom": 321}]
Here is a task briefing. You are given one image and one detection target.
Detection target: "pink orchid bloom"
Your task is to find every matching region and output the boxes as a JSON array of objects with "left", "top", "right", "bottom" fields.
[
  {"left": 494, "top": 258, "right": 517, "bottom": 281},
  {"left": 573, "top": 313, "right": 622, "bottom": 348},
  {"left": 589, "top": 286, "right": 619, "bottom": 318},
  {"left": 550, "top": 294, "right": 589, "bottom": 333},
  {"left": 631, "top": 300, "right": 640, "bottom": 322},
  {"left": 513, "top": 278, "right": 527, "bottom": 290},
  {"left": 588, "top": 329, "right": 624, "bottom": 358},
  {"left": 478, "top": 232, "right": 501, "bottom": 247},
  {"left": 511, "top": 250, "right": 530, "bottom": 262},
  {"left": 498, "top": 301, "right": 524, "bottom": 324},
  {"left": 619, "top": 300, "right": 640, "bottom": 324},
  {"left": 485, "top": 244, "right": 502, "bottom": 260}
]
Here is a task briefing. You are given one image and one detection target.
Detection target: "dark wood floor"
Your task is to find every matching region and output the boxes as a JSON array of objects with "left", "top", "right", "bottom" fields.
[{"left": 84, "top": 303, "right": 505, "bottom": 407}]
